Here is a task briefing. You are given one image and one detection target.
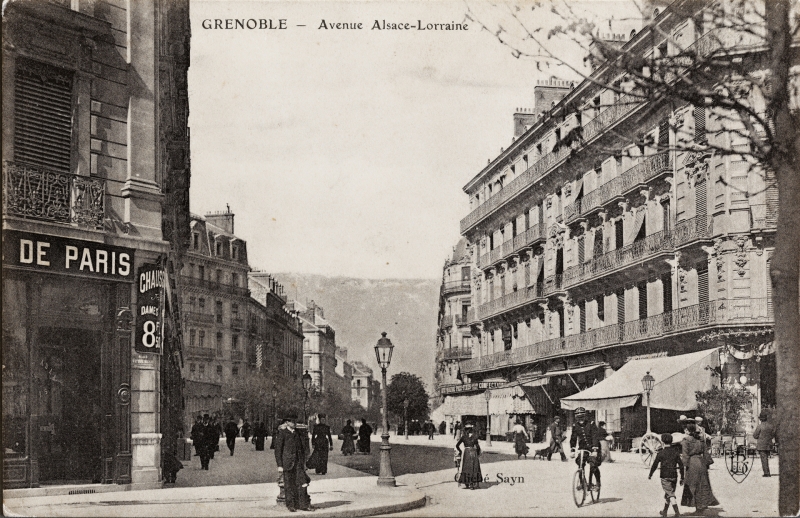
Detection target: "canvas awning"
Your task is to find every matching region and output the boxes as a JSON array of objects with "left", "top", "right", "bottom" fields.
[
  {"left": 518, "top": 363, "right": 606, "bottom": 386},
  {"left": 561, "top": 348, "right": 720, "bottom": 413},
  {"left": 441, "top": 393, "right": 489, "bottom": 416},
  {"left": 488, "top": 385, "right": 536, "bottom": 415}
]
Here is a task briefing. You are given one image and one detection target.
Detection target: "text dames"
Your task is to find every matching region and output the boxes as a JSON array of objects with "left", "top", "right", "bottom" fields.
[{"left": 136, "top": 266, "right": 164, "bottom": 353}]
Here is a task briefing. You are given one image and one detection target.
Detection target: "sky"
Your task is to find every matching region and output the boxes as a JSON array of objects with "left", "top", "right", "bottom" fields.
[{"left": 189, "top": 0, "right": 641, "bottom": 280}]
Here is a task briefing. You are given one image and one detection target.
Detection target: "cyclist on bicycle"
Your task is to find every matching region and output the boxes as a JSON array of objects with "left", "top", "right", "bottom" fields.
[{"left": 569, "top": 407, "right": 602, "bottom": 490}]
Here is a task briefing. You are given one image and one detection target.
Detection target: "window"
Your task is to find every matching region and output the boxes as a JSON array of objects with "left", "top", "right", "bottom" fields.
[
  {"left": 189, "top": 295, "right": 196, "bottom": 307},
  {"left": 216, "top": 365, "right": 223, "bottom": 376},
  {"left": 198, "top": 265, "right": 205, "bottom": 280},
  {"left": 232, "top": 335, "right": 239, "bottom": 350},
  {"left": 15, "top": 59, "right": 74, "bottom": 172},
  {"left": 192, "top": 233, "right": 199, "bottom": 250},
  {"left": 232, "top": 246, "right": 238, "bottom": 260},
  {"left": 216, "top": 269, "right": 223, "bottom": 283},
  {"left": 189, "top": 363, "right": 195, "bottom": 374},
  {"left": 232, "top": 303, "right": 239, "bottom": 316},
  {"left": 232, "top": 366, "right": 239, "bottom": 376},
  {"left": 189, "top": 329, "right": 196, "bottom": 346},
  {"left": 199, "top": 330, "right": 205, "bottom": 347},
  {"left": 215, "top": 300, "right": 223, "bottom": 323},
  {"left": 216, "top": 332, "right": 223, "bottom": 347},
  {"left": 199, "top": 363, "right": 205, "bottom": 375},
  {"left": 231, "top": 273, "right": 239, "bottom": 287},
  {"left": 198, "top": 297, "right": 205, "bottom": 309},
  {"left": 215, "top": 241, "right": 222, "bottom": 256}
]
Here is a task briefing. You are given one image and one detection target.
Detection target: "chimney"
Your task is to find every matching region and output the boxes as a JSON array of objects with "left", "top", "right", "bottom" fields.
[{"left": 205, "top": 204, "right": 235, "bottom": 234}]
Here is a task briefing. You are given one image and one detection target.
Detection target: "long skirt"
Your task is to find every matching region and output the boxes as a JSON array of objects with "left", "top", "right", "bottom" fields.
[
  {"left": 681, "top": 455, "right": 719, "bottom": 509},
  {"left": 341, "top": 436, "right": 355, "bottom": 455},
  {"left": 254, "top": 436, "right": 265, "bottom": 451},
  {"left": 457, "top": 447, "right": 482, "bottom": 487},
  {"left": 514, "top": 434, "right": 529, "bottom": 456},
  {"left": 309, "top": 446, "right": 329, "bottom": 474},
  {"left": 358, "top": 436, "right": 371, "bottom": 453}
]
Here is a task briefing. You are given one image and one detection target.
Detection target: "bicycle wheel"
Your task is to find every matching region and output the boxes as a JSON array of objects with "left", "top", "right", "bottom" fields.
[
  {"left": 589, "top": 474, "right": 601, "bottom": 503},
  {"left": 572, "top": 470, "right": 587, "bottom": 507},
  {"left": 641, "top": 434, "right": 663, "bottom": 466}
]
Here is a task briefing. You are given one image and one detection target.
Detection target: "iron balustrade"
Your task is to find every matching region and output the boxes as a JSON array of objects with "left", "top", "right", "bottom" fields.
[
  {"left": 477, "top": 283, "right": 544, "bottom": 320},
  {"left": 185, "top": 347, "right": 215, "bottom": 360},
  {"left": 480, "top": 223, "right": 547, "bottom": 270},
  {"left": 3, "top": 161, "right": 105, "bottom": 229},
  {"left": 441, "top": 279, "right": 471, "bottom": 295},
  {"left": 185, "top": 312, "right": 215, "bottom": 324},
  {"left": 460, "top": 298, "right": 772, "bottom": 374},
  {"left": 181, "top": 275, "right": 250, "bottom": 297},
  {"left": 542, "top": 274, "right": 564, "bottom": 296},
  {"left": 441, "top": 347, "right": 473, "bottom": 361}
]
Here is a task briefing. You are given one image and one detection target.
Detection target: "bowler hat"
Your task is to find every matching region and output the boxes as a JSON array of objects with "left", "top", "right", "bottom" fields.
[{"left": 284, "top": 411, "right": 299, "bottom": 420}]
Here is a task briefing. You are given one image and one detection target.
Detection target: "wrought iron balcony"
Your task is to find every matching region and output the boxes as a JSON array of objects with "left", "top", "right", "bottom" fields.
[
  {"left": 479, "top": 223, "right": 546, "bottom": 270},
  {"left": 185, "top": 347, "right": 215, "bottom": 361},
  {"left": 460, "top": 298, "right": 772, "bottom": 374},
  {"left": 181, "top": 275, "right": 250, "bottom": 297},
  {"left": 542, "top": 274, "right": 564, "bottom": 296},
  {"left": 184, "top": 311, "right": 215, "bottom": 325},
  {"left": 438, "top": 347, "right": 473, "bottom": 362},
  {"left": 441, "top": 279, "right": 471, "bottom": 296},
  {"left": 690, "top": 27, "right": 765, "bottom": 58},
  {"left": 477, "top": 283, "right": 543, "bottom": 320},
  {"left": 3, "top": 161, "right": 105, "bottom": 229}
]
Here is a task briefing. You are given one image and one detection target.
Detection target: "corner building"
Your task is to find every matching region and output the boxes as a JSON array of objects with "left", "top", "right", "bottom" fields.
[
  {"left": 455, "top": 3, "right": 777, "bottom": 446},
  {"left": 2, "top": 0, "right": 191, "bottom": 488}
]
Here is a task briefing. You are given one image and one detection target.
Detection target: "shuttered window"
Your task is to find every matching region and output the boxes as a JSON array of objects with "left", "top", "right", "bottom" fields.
[
  {"left": 578, "top": 300, "right": 586, "bottom": 333},
  {"left": 578, "top": 237, "right": 585, "bottom": 264},
  {"left": 696, "top": 179, "right": 707, "bottom": 219},
  {"left": 766, "top": 256, "right": 773, "bottom": 315},
  {"left": 697, "top": 262, "right": 709, "bottom": 322},
  {"left": 615, "top": 219, "right": 624, "bottom": 249},
  {"left": 694, "top": 106, "right": 706, "bottom": 144},
  {"left": 14, "top": 59, "right": 73, "bottom": 172},
  {"left": 638, "top": 281, "right": 648, "bottom": 319},
  {"left": 594, "top": 228, "right": 604, "bottom": 256},
  {"left": 765, "top": 169, "right": 778, "bottom": 225},
  {"left": 662, "top": 273, "right": 673, "bottom": 313},
  {"left": 658, "top": 116, "right": 670, "bottom": 150},
  {"left": 616, "top": 289, "right": 626, "bottom": 325}
]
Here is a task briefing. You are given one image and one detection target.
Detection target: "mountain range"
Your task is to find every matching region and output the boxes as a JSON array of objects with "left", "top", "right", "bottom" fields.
[{"left": 274, "top": 273, "right": 440, "bottom": 392}]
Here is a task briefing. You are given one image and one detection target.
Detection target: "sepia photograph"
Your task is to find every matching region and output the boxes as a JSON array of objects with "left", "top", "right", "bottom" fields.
[{"left": 2, "top": 0, "right": 799, "bottom": 516}]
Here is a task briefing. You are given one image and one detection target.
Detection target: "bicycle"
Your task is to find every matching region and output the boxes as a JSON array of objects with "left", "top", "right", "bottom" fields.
[{"left": 571, "top": 445, "right": 601, "bottom": 507}]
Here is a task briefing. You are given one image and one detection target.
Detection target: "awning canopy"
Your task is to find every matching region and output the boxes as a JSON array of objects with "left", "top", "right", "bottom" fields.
[
  {"left": 441, "top": 393, "right": 489, "bottom": 416},
  {"left": 561, "top": 348, "right": 720, "bottom": 413},
  {"left": 518, "top": 363, "right": 606, "bottom": 385}
]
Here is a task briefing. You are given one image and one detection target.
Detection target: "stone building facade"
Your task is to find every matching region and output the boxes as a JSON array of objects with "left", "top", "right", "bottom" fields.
[
  {"left": 449, "top": 2, "right": 778, "bottom": 444},
  {"left": 2, "top": 0, "right": 190, "bottom": 488}
]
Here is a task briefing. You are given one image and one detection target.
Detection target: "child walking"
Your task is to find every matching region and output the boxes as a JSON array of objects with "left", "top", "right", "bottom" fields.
[{"left": 649, "top": 433, "right": 685, "bottom": 516}]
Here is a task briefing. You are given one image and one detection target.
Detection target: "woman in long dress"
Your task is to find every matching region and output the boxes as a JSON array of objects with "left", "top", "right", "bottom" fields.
[
  {"left": 511, "top": 419, "right": 529, "bottom": 459},
  {"left": 680, "top": 423, "right": 719, "bottom": 512},
  {"left": 340, "top": 420, "right": 356, "bottom": 456},
  {"left": 456, "top": 423, "right": 483, "bottom": 489}
]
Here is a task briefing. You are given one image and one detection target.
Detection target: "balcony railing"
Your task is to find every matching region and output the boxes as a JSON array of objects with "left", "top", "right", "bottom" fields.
[
  {"left": 691, "top": 27, "right": 765, "bottom": 58},
  {"left": 542, "top": 274, "right": 564, "bottom": 296},
  {"left": 565, "top": 153, "right": 671, "bottom": 223},
  {"left": 181, "top": 275, "right": 250, "bottom": 297},
  {"left": 230, "top": 350, "right": 244, "bottom": 362},
  {"left": 454, "top": 314, "right": 470, "bottom": 326},
  {"left": 441, "top": 279, "right": 471, "bottom": 295},
  {"left": 563, "top": 216, "right": 711, "bottom": 288},
  {"left": 467, "top": 307, "right": 477, "bottom": 324},
  {"left": 477, "top": 283, "right": 543, "bottom": 320},
  {"left": 460, "top": 298, "right": 772, "bottom": 374},
  {"left": 3, "top": 161, "right": 105, "bottom": 229},
  {"left": 438, "top": 347, "right": 473, "bottom": 361},
  {"left": 479, "top": 222, "right": 546, "bottom": 270},
  {"left": 185, "top": 347, "right": 215, "bottom": 360},
  {"left": 184, "top": 311, "right": 215, "bottom": 324}
]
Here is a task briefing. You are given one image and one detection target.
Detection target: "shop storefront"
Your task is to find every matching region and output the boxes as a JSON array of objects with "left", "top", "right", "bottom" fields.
[{"left": 2, "top": 230, "right": 157, "bottom": 488}]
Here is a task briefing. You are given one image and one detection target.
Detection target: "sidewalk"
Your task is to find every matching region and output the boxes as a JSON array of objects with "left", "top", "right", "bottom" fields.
[{"left": 3, "top": 476, "right": 426, "bottom": 517}]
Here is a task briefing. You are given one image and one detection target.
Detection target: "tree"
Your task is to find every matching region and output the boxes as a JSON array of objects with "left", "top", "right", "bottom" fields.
[
  {"left": 387, "top": 372, "right": 430, "bottom": 425},
  {"left": 466, "top": 1, "right": 798, "bottom": 512},
  {"left": 696, "top": 385, "right": 753, "bottom": 434}
]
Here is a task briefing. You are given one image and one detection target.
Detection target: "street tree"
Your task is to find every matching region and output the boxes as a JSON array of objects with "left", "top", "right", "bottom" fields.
[
  {"left": 387, "top": 372, "right": 430, "bottom": 425},
  {"left": 465, "top": 0, "right": 798, "bottom": 512},
  {"left": 696, "top": 385, "right": 753, "bottom": 434}
]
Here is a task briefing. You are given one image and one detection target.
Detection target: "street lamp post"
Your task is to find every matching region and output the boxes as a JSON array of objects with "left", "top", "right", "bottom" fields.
[
  {"left": 641, "top": 370, "right": 655, "bottom": 433},
  {"left": 302, "top": 370, "right": 312, "bottom": 423},
  {"left": 484, "top": 389, "right": 492, "bottom": 447},
  {"left": 403, "top": 399, "right": 409, "bottom": 441},
  {"left": 374, "top": 332, "right": 396, "bottom": 487},
  {"left": 271, "top": 382, "right": 278, "bottom": 436}
]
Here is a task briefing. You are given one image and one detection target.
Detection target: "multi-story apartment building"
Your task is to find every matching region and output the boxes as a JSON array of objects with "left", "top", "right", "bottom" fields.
[
  {"left": 181, "top": 209, "right": 251, "bottom": 414},
  {"left": 248, "top": 272, "right": 304, "bottom": 381},
  {"left": 292, "top": 300, "right": 338, "bottom": 390},
  {"left": 351, "top": 361, "right": 380, "bottom": 411},
  {"left": 2, "top": 0, "right": 190, "bottom": 488},
  {"left": 433, "top": 239, "right": 474, "bottom": 401},
  {"left": 333, "top": 348, "right": 354, "bottom": 401},
  {"left": 448, "top": 3, "right": 778, "bottom": 445}
]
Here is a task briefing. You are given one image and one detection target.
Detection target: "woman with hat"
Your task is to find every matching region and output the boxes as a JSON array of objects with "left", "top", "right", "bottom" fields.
[
  {"left": 456, "top": 421, "right": 483, "bottom": 489},
  {"left": 680, "top": 422, "right": 719, "bottom": 512}
]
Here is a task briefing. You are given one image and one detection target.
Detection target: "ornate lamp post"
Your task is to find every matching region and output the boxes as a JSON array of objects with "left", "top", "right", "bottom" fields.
[
  {"left": 403, "top": 399, "right": 409, "bottom": 440},
  {"left": 484, "top": 389, "right": 492, "bottom": 447},
  {"left": 302, "top": 370, "right": 312, "bottom": 423},
  {"left": 271, "top": 382, "right": 278, "bottom": 435},
  {"left": 374, "top": 332, "right": 396, "bottom": 487},
  {"left": 641, "top": 371, "right": 655, "bottom": 433}
]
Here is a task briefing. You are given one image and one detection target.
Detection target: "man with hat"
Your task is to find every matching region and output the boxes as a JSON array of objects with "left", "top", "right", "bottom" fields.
[
  {"left": 569, "top": 407, "right": 602, "bottom": 490},
  {"left": 274, "top": 412, "right": 312, "bottom": 512},
  {"left": 309, "top": 414, "right": 333, "bottom": 475},
  {"left": 196, "top": 414, "right": 215, "bottom": 470},
  {"left": 547, "top": 416, "right": 567, "bottom": 462},
  {"left": 753, "top": 410, "right": 777, "bottom": 477}
]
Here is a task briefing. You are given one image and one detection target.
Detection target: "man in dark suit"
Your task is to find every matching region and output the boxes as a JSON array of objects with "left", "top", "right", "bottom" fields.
[
  {"left": 274, "top": 412, "right": 312, "bottom": 512},
  {"left": 310, "top": 414, "right": 334, "bottom": 475},
  {"left": 753, "top": 410, "right": 777, "bottom": 477},
  {"left": 224, "top": 417, "right": 239, "bottom": 456}
]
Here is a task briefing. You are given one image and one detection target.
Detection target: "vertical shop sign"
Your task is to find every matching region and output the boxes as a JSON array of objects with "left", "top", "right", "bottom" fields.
[{"left": 136, "top": 263, "right": 165, "bottom": 354}]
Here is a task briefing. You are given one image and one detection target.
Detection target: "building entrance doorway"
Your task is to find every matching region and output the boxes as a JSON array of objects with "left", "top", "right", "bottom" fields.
[{"left": 36, "top": 327, "right": 103, "bottom": 484}]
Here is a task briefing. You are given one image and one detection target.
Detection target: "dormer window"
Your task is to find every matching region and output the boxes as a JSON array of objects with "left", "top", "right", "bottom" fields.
[
  {"left": 215, "top": 241, "right": 222, "bottom": 256},
  {"left": 231, "top": 245, "right": 239, "bottom": 260},
  {"left": 192, "top": 233, "right": 200, "bottom": 250}
]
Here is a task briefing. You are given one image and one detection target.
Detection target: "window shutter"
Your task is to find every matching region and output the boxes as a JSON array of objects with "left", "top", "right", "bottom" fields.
[
  {"left": 696, "top": 179, "right": 707, "bottom": 219},
  {"left": 658, "top": 116, "right": 670, "bottom": 149},
  {"left": 694, "top": 106, "right": 706, "bottom": 144},
  {"left": 578, "top": 300, "right": 586, "bottom": 333},
  {"left": 765, "top": 169, "right": 778, "bottom": 225},
  {"left": 616, "top": 289, "right": 625, "bottom": 325},
  {"left": 14, "top": 59, "right": 73, "bottom": 172},
  {"left": 578, "top": 237, "right": 585, "bottom": 264},
  {"left": 662, "top": 273, "right": 673, "bottom": 313},
  {"left": 697, "top": 263, "right": 709, "bottom": 305},
  {"left": 766, "top": 256, "right": 773, "bottom": 316}
]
